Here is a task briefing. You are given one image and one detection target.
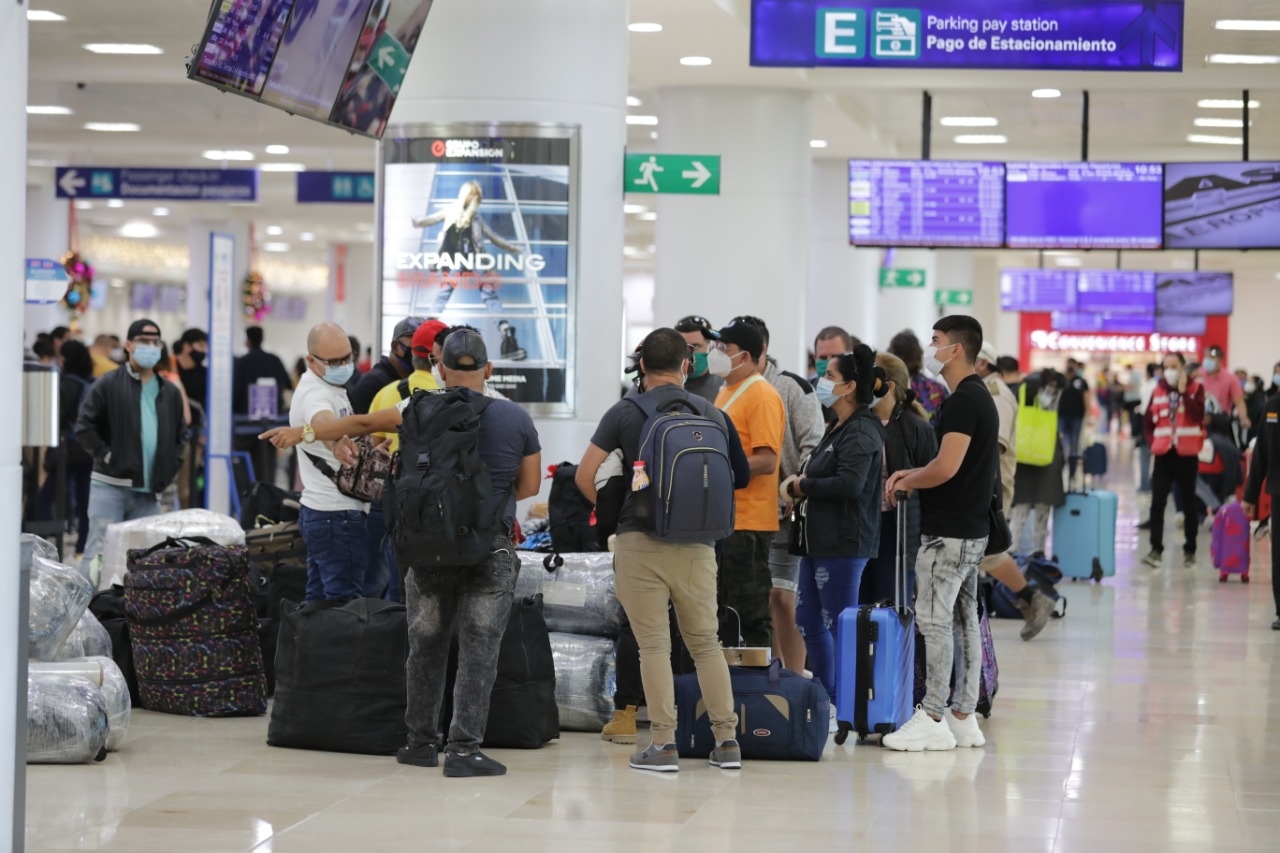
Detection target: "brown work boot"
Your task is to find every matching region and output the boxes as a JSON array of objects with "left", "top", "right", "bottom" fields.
[{"left": 601, "top": 705, "right": 638, "bottom": 744}]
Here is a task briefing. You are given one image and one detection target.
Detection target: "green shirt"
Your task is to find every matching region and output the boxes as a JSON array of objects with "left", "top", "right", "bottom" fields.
[{"left": 138, "top": 377, "right": 159, "bottom": 493}]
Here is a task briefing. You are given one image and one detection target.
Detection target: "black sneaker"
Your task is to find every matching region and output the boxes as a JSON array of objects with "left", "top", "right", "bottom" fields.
[
  {"left": 1272, "top": 618, "right": 1280, "bottom": 631},
  {"left": 1137, "top": 519, "right": 1152, "bottom": 531},
  {"left": 444, "top": 750, "right": 507, "bottom": 777},
  {"left": 396, "top": 743, "right": 439, "bottom": 768}
]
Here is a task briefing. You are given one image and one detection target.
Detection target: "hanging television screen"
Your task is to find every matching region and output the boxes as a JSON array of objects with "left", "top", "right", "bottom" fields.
[
  {"left": 848, "top": 159, "right": 1005, "bottom": 248},
  {"left": 1155, "top": 312, "right": 1207, "bottom": 336},
  {"left": 999, "top": 269, "right": 1077, "bottom": 312},
  {"left": 1005, "top": 162, "right": 1164, "bottom": 250},
  {"left": 1155, "top": 271, "right": 1234, "bottom": 316},
  {"left": 1074, "top": 270, "right": 1156, "bottom": 315},
  {"left": 187, "top": 0, "right": 434, "bottom": 139},
  {"left": 1163, "top": 162, "right": 1280, "bottom": 249},
  {"left": 1052, "top": 311, "right": 1155, "bottom": 335}
]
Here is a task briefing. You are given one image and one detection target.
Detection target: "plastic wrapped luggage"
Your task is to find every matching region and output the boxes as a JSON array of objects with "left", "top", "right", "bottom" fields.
[
  {"left": 516, "top": 552, "right": 622, "bottom": 638},
  {"left": 125, "top": 537, "right": 266, "bottom": 717},
  {"left": 1052, "top": 488, "right": 1118, "bottom": 581},
  {"left": 1211, "top": 501, "right": 1251, "bottom": 581},
  {"left": 31, "top": 657, "right": 132, "bottom": 751},
  {"left": 548, "top": 632, "right": 616, "bottom": 732},
  {"left": 29, "top": 555, "right": 95, "bottom": 661},
  {"left": 52, "top": 610, "right": 113, "bottom": 661},
  {"left": 26, "top": 675, "right": 109, "bottom": 764},
  {"left": 101, "top": 509, "right": 246, "bottom": 590},
  {"left": 21, "top": 533, "right": 59, "bottom": 570}
]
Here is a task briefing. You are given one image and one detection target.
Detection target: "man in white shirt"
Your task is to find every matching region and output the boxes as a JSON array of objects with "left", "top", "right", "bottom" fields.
[{"left": 290, "top": 323, "right": 371, "bottom": 601}]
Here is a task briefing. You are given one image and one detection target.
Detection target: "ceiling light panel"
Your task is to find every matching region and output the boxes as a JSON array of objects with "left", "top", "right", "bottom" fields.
[
  {"left": 1197, "top": 99, "right": 1261, "bottom": 109},
  {"left": 1187, "top": 134, "right": 1243, "bottom": 145},
  {"left": 628, "top": 23, "right": 663, "bottom": 33},
  {"left": 83, "top": 43, "right": 163, "bottom": 55},
  {"left": 1207, "top": 54, "right": 1280, "bottom": 64},
  {"left": 263, "top": 242, "right": 291, "bottom": 253},
  {"left": 1031, "top": 89, "right": 1061, "bottom": 98},
  {"left": 1194, "top": 117, "right": 1246, "bottom": 128},
  {"left": 27, "top": 106, "right": 72, "bottom": 115},
  {"left": 265, "top": 144, "right": 290, "bottom": 155},
  {"left": 810, "top": 139, "right": 829, "bottom": 148},
  {"left": 259, "top": 163, "right": 306, "bottom": 172},
  {"left": 953, "top": 134, "right": 1008, "bottom": 144},
  {"left": 626, "top": 115, "right": 658, "bottom": 126},
  {"left": 680, "top": 56, "right": 712, "bottom": 66},
  {"left": 626, "top": 96, "right": 641, "bottom": 107},
  {"left": 203, "top": 150, "right": 255, "bottom": 161},
  {"left": 1215, "top": 20, "right": 1280, "bottom": 31},
  {"left": 940, "top": 116, "right": 999, "bottom": 127},
  {"left": 84, "top": 122, "right": 139, "bottom": 132},
  {"left": 27, "top": 11, "right": 66, "bottom": 22}
]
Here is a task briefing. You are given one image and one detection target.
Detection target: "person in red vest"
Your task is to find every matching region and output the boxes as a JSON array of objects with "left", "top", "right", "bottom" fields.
[{"left": 1142, "top": 352, "right": 1206, "bottom": 570}]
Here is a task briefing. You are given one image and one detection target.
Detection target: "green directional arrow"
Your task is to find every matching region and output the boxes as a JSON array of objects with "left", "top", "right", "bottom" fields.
[
  {"left": 879, "top": 268, "right": 927, "bottom": 289},
  {"left": 624, "top": 154, "right": 721, "bottom": 195},
  {"left": 370, "top": 33, "right": 411, "bottom": 96},
  {"left": 935, "top": 289, "right": 973, "bottom": 306}
]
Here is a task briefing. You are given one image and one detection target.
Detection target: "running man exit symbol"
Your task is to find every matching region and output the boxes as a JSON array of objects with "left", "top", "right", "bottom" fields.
[{"left": 624, "top": 154, "right": 721, "bottom": 195}]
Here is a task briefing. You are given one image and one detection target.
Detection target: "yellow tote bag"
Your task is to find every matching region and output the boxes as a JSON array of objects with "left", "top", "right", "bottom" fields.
[{"left": 1015, "top": 383, "right": 1058, "bottom": 467}]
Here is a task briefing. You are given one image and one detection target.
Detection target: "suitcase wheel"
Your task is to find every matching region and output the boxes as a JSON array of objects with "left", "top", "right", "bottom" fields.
[
  {"left": 1242, "top": 574, "right": 1251, "bottom": 584},
  {"left": 834, "top": 721, "right": 852, "bottom": 746},
  {"left": 1090, "top": 558, "right": 1104, "bottom": 584}
]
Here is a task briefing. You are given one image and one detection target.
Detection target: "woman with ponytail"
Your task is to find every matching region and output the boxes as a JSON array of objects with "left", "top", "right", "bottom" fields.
[
  {"left": 861, "top": 352, "right": 939, "bottom": 605},
  {"left": 783, "top": 345, "right": 887, "bottom": 711}
]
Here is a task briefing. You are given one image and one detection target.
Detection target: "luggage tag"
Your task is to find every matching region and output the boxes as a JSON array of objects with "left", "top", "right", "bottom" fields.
[{"left": 542, "top": 580, "right": 587, "bottom": 609}]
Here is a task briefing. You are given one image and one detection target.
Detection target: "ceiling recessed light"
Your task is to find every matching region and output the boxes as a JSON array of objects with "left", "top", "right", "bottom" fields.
[
  {"left": 626, "top": 96, "right": 642, "bottom": 108},
  {"left": 259, "top": 163, "right": 306, "bottom": 172},
  {"left": 265, "top": 226, "right": 284, "bottom": 236},
  {"left": 940, "top": 116, "right": 999, "bottom": 127},
  {"left": 623, "top": 204, "right": 648, "bottom": 215},
  {"left": 83, "top": 43, "right": 163, "bottom": 55},
  {"left": 299, "top": 232, "right": 316, "bottom": 242},
  {"left": 1187, "top": 133, "right": 1243, "bottom": 145},
  {"left": 106, "top": 199, "right": 124, "bottom": 209},
  {"left": 1194, "top": 117, "right": 1247, "bottom": 128},
  {"left": 73, "top": 201, "right": 93, "bottom": 211},
  {"left": 120, "top": 222, "right": 159, "bottom": 239},
  {"left": 26, "top": 106, "right": 71, "bottom": 115},
  {"left": 628, "top": 23, "right": 663, "bottom": 33},
  {"left": 810, "top": 139, "right": 829, "bottom": 148},
  {"left": 203, "top": 149, "right": 255, "bottom": 161},
  {"left": 1215, "top": 20, "right": 1280, "bottom": 31},
  {"left": 84, "top": 122, "right": 139, "bottom": 132},
  {"left": 650, "top": 131, "right": 658, "bottom": 140},
  {"left": 1055, "top": 257, "right": 1083, "bottom": 267},
  {"left": 680, "top": 56, "right": 713, "bottom": 66},
  {"left": 638, "top": 212, "right": 658, "bottom": 222},
  {"left": 953, "top": 134, "right": 1008, "bottom": 144},
  {"left": 28, "top": 10, "right": 66, "bottom": 22},
  {"left": 1207, "top": 53, "right": 1280, "bottom": 65},
  {"left": 265, "top": 144, "right": 290, "bottom": 155},
  {"left": 1031, "top": 89, "right": 1062, "bottom": 98},
  {"left": 152, "top": 207, "right": 170, "bottom": 217},
  {"left": 263, "top": 242, "right": 291, "bottom": 253},
  {"left": 1197, "top": 98, "right": 1261, "bottom": 109},
  {"left": 626, "top": 115, "right": 659, "bottom": 126}
]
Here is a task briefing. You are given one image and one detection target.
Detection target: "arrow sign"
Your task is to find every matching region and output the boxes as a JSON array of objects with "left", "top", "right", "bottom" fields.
[
  {"left": 376, "top": 45, "right": 396, "bottom": 69},
  {"left": 624, "top": 154, "right": 721, "bottom": 195},
  {"left": 1119, "top": 0, "right": 1180, "bottom": 67},
  {"left": 369, "top": 33, "right": 410, "bottom": 95},
  {"left": 879, "top": 268, "right": 927, "bottom": 289},
  {"left": 58, "top": 169, "right": 86, "bottom": 197},
  {"left": 935, "top": 289, "right": 973, "bottom": 307}
]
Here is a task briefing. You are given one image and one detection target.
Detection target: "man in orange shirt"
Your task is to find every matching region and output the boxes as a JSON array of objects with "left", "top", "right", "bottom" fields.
[{"left": 711, "top": 320, "right": 786, "bottom": 649}]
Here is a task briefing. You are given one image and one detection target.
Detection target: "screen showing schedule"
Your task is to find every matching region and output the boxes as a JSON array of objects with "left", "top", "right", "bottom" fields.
[
  {"left": 1005, "top": 162, "right": 1163, "bottom": 249},
  {"left": 849, "top": 159, "right": 1005, "bottom": 247}
]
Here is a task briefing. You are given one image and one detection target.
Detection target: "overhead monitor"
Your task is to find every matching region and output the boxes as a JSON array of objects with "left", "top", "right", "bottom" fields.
[
  {"left": 1005, "top": 162, "right": 1164, "bottom": 249},
  {"left": 1163, "top": 162, "right": 1280, "bottom": 249},
  {"left": 1052, "top": 311, "right": 1155, "bottom": 335},
  {"left": 999, "top": 269, "right": 1077, "bottom": 312},
  {"left": 1155, "top": 271, "right": 1234, "bottom": 316},
  {"left": 1075, "top": 270, "right": 1156, "bottom": 315},
  {"left": 848, "top": 159, "right": 1005, "bottom": 248},
  {"left": 1155, "top": 312, "right": 1207, "bottom": 336},
  {"left": 187, "top": 0, "right": 435, "bottom": 139}
]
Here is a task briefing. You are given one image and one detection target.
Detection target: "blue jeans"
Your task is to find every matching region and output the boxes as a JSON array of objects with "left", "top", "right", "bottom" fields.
[
  {"left": 299, "top": 506, "right": 370, "bottom": 602},
  {"left": 796, "top": 556, "right": 869, "bottom": 701},
  {"left": 80, "top": 481, "right": 163, "bottom": 579},
  {"left": 364, "top": 503, "right": 401, "bottom": 601}
]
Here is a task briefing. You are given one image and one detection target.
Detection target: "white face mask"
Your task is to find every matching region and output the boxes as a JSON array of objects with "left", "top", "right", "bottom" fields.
[
  {"left": 924, "top": 343, "right": 955, "bottom": 376},
  {"left": 706, "top": 348, "right": 733, "bottom": 378},
  {"left": 1038, "top": 389, "right": 1057, "bottom": 409},
  {"left": 1245, "top": 381, "right": 1257, "bottom": 394},
  {"left": 1164, "top": 368, "right": 1181, "bottom": 387}
]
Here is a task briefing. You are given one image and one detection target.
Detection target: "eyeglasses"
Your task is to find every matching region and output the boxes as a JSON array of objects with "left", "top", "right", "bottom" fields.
[{"left": 309, "top": 351, "right": 353, "bottom": 367}]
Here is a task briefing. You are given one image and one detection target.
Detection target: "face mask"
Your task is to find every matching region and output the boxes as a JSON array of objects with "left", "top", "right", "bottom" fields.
[
  {"left": 1273, "top": 374, "right": 1280, "bottom": 389},
  {"left": 433, "top": 364, "right": 445, "bottom": 386},
  {"left": 190, "top": 350, "right": 207, "bottom": 367},
  {"left": 1203, "top": 358, "right": 1218, "bottom": 373},
  {"left": 323, "top": 363, "right": 355, "bottom": 387},
  {"left": 815, "top": 377, "right": 842, "bottom": 409},
  {"left": 690, "top": 351, "right": 709, "bottom": 379},
  {"left": 707, "top": 348, "right": 733, "bottom": 378},
  {"left": 1245, "top": 381, "right": 1257, "bottom": 394},
  {"left": 1164, "top": 368, "right": 1181, "bottom": 387},
  {"left": 814, "top": 359, "right": 829, "bottom": 381},
  {"left": 109, "top": 347, "right": 125, "bottom": 362},
  {"left": 132, "top": 344, "right": 161, "bottom": 370},
  {"left": 924, "top": 344, "right": 955, "bottom": 376},
  {"left": 1038, "top": 389, "right": 1056, "bottom": 409}
]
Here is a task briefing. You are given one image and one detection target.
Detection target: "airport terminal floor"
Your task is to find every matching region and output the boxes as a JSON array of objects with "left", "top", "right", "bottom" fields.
[{"left": 23, "top": 444, "right": 1280, "bottom": 853}]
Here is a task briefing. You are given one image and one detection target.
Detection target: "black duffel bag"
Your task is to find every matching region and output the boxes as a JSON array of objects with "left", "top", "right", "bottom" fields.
[{"left": 268, "top": 597, "right": 409, "bottom": 755}]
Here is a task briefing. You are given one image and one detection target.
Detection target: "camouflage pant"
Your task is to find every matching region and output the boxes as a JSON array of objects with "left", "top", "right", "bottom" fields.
[
  {"left": 916, "top": 534, "right": 986, "bottom": 717},
  {"left": 718, "top": 530, "right": 775, "bottom": 648}
]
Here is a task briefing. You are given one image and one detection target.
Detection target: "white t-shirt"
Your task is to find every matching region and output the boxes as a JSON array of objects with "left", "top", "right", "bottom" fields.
[{"left": 290, "top": 371, "right": 368, "bottom": 513}]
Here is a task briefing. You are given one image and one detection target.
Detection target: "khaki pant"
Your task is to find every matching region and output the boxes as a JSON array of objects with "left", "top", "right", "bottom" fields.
[{"left": 613, "top": 532, "right": 738, "bottom": 746}]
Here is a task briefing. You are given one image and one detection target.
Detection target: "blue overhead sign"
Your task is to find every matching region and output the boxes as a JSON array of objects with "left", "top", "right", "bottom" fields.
[
  {"left": 752, "top": 0, "right": 1183, "bottom": 71},
  {"left": 296, "top": 171, "right": 376, "bottom": 204},
  {"left": 55, "top": 167, "right": 258, "bottom": 202}
]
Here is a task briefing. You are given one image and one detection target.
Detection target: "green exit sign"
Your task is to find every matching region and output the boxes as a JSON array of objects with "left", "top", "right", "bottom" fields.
[
  {"left": 880, "top": 268, "right": 926, "bottom": 289},
  {"left": 935, "top": 289, "right": 974, "bottom": 307},
  {"left": 624, "top": 154, "right": 721, "bottom": 195}
]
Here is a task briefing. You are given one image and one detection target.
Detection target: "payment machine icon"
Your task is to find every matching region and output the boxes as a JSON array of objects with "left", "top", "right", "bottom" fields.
[{"left": 873, "top": 9, "right": 920, "bottom": 59}]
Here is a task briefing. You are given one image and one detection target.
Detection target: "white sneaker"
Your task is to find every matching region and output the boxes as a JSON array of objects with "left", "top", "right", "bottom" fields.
[
  {"left": 944, "top": 709, "right": 986, "bottom": 748},
  {"left": 829, "top": 704, "right": 839, "bottom": 734},
  {"left": 881, "top": 707, "right": 956, "bottom": 752}
]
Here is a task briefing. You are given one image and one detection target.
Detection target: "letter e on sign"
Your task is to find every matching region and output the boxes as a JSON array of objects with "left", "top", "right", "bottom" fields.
[{"left": 818, "top": 9, "right": 865, "bottom": 58}]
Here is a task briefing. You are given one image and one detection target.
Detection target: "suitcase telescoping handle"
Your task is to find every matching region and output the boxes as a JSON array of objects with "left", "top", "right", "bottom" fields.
[{"left": 894, "top": 491, "right": 909, "bottom": 616}]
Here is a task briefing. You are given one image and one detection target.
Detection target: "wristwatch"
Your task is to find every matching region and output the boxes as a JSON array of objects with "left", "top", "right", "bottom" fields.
[{"left": 301, "top": 424, "right": 316, "bottom": 444}]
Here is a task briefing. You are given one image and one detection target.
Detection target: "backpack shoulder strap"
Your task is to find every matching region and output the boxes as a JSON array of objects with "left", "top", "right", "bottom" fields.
[
  {"left": 781, "top": 370, "right": 814, "bottom": 394},
  {"left": 719, "top": 374, "right": 763, "bottom": 413},
  {"left": 397, "top": 379, "right": 411, "bottom": 400}
]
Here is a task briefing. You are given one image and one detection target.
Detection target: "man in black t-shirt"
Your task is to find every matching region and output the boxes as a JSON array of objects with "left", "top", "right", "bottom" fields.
[
  {"left": 883, "top": 315, "right": 999, "bottom": 753},
  {"left": 1059, "top": 359, "right": 1092, "bottom": 472}
]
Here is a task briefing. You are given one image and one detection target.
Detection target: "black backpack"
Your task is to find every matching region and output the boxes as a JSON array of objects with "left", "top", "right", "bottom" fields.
[
  {"left": 387, "top": 388, "right": 505, "bottom": 568},
  {"left": 548, "top": 462, "right": 600, "bottom": 552}
]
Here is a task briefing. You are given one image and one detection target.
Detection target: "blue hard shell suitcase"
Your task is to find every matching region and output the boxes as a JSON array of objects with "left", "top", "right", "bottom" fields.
[
  {"left": 1083, "top": 443, "right": 1108, "bottom": 476},
  {"left": 1052, "top": 489, "right": 1118, "bottom": 582},
  {"left": 674, "top": 659, "right": 830, "bottom": 761},
  {"left": 833, "top": 493, "right": 915, "bottom": 745}
]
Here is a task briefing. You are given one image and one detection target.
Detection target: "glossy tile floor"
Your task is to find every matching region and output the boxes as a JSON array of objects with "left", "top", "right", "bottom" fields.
[{"left": 25, "top": 443, "right": 1280, "bottom": 852}]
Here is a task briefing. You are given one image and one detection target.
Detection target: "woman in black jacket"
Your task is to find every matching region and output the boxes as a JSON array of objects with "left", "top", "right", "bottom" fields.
[
  {"left": 860, "top": 352, "right": 938, "bottom": 605},
  {"left": 786, "top": 345, "right": 886, "bottom": 701}
]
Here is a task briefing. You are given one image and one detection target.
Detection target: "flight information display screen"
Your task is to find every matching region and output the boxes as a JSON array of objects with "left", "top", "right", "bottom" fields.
[
  {"left": 1075, "top": 270, "right": 1156, "bottom": 314},
  {"left": 1052, "top": 312, "right": 1155, "bottom": 335},
  {"left": 1005, "top": 162, "right": 1164, "bottom": 249},
  {"left": 1155, "top": 271, "right": 1234, "bottom": 315},
  {"left": 849, "top": 159, "right": 1005, "bottom": 247},
  {"left": 1155, "top": 312, "right": 1208, "bottom": 336},
  {"left": 999, "top": 269, "right": 1077, "bottom": 312},
  {"left": 1163, "top": 162, "right": 1280, "bottom": 249}
]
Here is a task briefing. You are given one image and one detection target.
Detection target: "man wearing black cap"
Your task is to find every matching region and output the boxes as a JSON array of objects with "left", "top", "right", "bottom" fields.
[
  {"left": 260, "top": 329, "right": 542, "bottom": 777},
  {"left": 76, "top": 319, "right": 188, "bottom": 581},
  {"left": 674, "top": 315, "right": 725, "bottom": 403},
  {"left": 349, "top": 316, "right": 426, "bottom": 414},
  {"left": 711, "top": 319, "right": 786, "bottom": 649}
]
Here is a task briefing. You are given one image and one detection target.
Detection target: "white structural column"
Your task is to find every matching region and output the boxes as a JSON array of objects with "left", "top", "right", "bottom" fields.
[
  {"left": 808, "top": 158, "right": 881, "bottom": 349},
  {"left": 392, "top": 0, "right": 628, "bottom": 469},
  {"left": 1, "top": 4, "right": 28, "bottom": 848},
  {"left": 653, "top": 89, "right": 812, "bottom": 374},
  {"left": 24, "top": 186, "right": 70, "bottom": 344}
]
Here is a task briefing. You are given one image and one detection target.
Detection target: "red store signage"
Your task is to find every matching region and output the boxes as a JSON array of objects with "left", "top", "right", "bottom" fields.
[{"left": 1019, "top": 312, "right": 1227, "bottom": 367}]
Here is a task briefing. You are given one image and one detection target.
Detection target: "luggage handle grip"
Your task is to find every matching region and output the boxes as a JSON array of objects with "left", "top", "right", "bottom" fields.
[
  {"left": 127, "top": 575, "right": 238, "bottom": 627},
  {"left": 136, "top": 535, "right": 221, "bottom": 558},
  {"left": 894, "top": 491, "right": 910, "bottom": 615}
]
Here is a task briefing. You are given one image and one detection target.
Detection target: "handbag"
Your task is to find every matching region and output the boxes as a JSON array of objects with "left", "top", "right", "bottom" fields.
[
  {"left": 303, "top": 436, "right": 393, "bottom": 502},
  {"left": 1015, "top": 384, "right": 1058, "bottom": 467},
  {"left": 985, "top": 479, "right": 1012, "bottom": 556}
]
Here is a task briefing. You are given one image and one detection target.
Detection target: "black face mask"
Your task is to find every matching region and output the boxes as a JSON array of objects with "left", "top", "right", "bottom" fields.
[{"left": 190, "top": 350, "right": 207, "bottom": 367}]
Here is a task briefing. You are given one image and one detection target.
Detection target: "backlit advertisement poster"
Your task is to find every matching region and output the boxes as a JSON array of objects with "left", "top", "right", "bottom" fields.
[{"left": 379, "top": 124, "right": 578, "bottom": 413}]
